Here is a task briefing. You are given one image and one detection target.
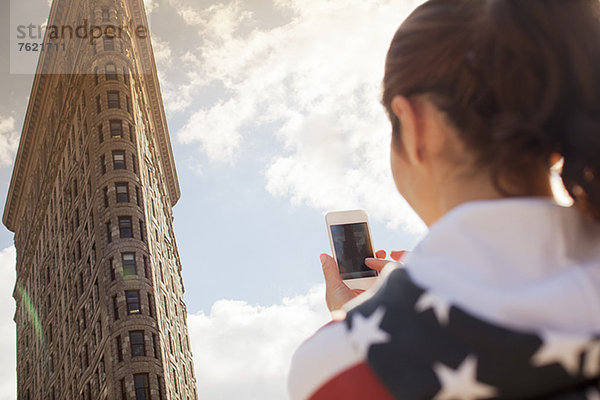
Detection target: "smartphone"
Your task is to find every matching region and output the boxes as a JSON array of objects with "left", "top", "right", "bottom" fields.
[{"left": 325, "top": 210, "right": 377, "bottom": 290}]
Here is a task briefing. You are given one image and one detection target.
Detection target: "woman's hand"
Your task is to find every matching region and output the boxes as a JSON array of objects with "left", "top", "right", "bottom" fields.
[
  {"left": 320, "top": 250, "right": 407, "bottom": 311},
  {"left": 365, "top": 249, "right": 406, "bottom": 272}
]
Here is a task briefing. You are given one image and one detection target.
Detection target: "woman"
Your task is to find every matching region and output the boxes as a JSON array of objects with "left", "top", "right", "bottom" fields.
[{"left": 288, "top": 0, "right": 600, "bottom": 399}]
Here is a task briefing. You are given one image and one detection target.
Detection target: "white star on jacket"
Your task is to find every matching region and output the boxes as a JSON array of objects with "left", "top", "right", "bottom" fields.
[
  {"left": 348, "top": 306, "right": 390, "bottom": 357},
  {"left": 415, "top": 291, "right": 452, "bottom": 325},
  {"left": 531, "top": 331, "right": 593, "bottom": 375},
  {"left": 433, "top": 355, "right": 498, "bottom": 400}
]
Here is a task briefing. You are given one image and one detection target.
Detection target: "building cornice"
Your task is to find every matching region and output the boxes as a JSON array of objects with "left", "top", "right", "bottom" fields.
[
  {"left": 2, "top": 0, "right": 64, "bottom": 233},
  {"left": 128, "top": 0, "right": 181, "bottom": 207},
  {"left": 3, "top": 0, "right": 181, "bottom": 232}
]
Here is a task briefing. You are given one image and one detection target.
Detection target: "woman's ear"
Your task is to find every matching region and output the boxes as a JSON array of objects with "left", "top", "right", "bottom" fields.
[{"left": 391, "top": 95, "right": 423, "bottom": 165}]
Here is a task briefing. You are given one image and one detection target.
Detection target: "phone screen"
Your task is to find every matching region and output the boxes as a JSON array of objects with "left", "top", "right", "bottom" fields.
[{"left": 331, "top": 222, "right": 377, "bottom": 280}]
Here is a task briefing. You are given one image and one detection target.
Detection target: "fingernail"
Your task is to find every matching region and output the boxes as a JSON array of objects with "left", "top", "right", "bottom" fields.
[
  {"left": 320, "top": 254, "right": 329, "bottom": 264},
  {"left": 365, "top": 258, "right": 377, "bottom": 262}
]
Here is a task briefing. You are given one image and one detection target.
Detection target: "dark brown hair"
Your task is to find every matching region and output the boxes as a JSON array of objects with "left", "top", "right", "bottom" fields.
[{"left": 382, "top": 0, "right": 600, "bottom": 219}]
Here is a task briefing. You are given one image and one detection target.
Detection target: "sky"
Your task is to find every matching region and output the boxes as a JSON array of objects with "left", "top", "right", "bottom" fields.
[{"left": 0, "top": 0, "right": 574, "bottom": 399}]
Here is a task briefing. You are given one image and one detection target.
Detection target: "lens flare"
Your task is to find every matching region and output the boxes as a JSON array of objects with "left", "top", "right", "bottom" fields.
[{"left": 17, "top": 282, "right": 45, "bottom": 345}]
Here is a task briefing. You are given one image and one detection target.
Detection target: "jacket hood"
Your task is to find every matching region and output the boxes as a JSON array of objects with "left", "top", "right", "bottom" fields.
[{"left": 403, "top": 198, "right": 600, "bottom": 335}]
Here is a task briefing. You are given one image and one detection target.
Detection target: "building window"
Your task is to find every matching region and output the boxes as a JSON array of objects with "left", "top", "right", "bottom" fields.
[
  {"left": 129, "top": 331, "right": 146, "bottom": 357},
  {"left": 120, "top": 378, "right": 127, "bottom": 400},
  {"left": 163, "top": 295, "right": 168, "bottom": 318},
  {"left": 132, "top": 154, "right": 137, "bottom": 174},
  {"left": 116, "top": 183, "right": 129, "bottom": 202},
  {"left": 113, "top": 150, "right": 126, "bottom": 170},
  {"left": 104, "top": 37, "right": 114, "bottom": 51},
  {"left": 173, "top": 368, "right": 179, "bottom": 394},
  {"left": 101, "top": 155, "right": 106, "bottom": 174},
  {"left": 94, "top": 67, "right": 99, "bottom": 85},
  {"left": 106, "top": 63, "right": 117, "bottom": 80},
  {"left": 139, "top": 220, "right": 145, "bottom": 242},
  {"left": 80, "top": 306, "right": 87, "bottom": 329},
  {"left": 125, "top": 290, "right": 140, "bottom": 315},
  {"left": 116, "top": 335, "right": 123, "bottom": 361},
  {"left": 126, "top": 95, "right": 131, "bottom": 113},
  {"left": 134, "top": 373, "right": 150, "bottom": 400},
  {"left": 96, "top": 95, "right": 101, "bottom": 114},
  {"left": 98, "top": 320, "right": 103, "bottom": 340},
  {"left": 103, "top": 187, "right": 109, "bottom": 207},
  {"left": 143, "top": 256, "right": 150, "bottom": 279},
  {"left": 102, "top": 8, "right": 110, "bottom": 22},
  {"left": 123, "top": 67, "right": 129, "bottom": 86},
  {"left": 119, "top": 216, "right": 133, "bottom": 238},
  {"left": 98, "top": 124, "right": 103, "bottom": 143},
  {"left": 135, "top": 186, "right": 141, "bottom": 207},
  {"left": 109, "top": 258, "right": 116, "bottom": 281},
  {"left": 108, "top": 91, "right": 120, "bottom": 109},
  {"left": 110, "top": 119, "right": 123, "bottom": 138},
  {"left": 83, "top": 343, "right": 89, "bottom": 367},
  {"left": 112, "top": 295, "right": 119, "bottom": 320},
  {"left": 129, "top": 124, "right": 136, "bottom": 144},
  {"left": 147, "top": 293, "right": 154, "bottom": 317},
  {"left": 152, "top": 333, "right": 158, "bottom": 358},
  {"left": 106, "top": 221, "right": 112, "bottom": 243},
  {"left": 158, "top": 376, "right": 164, "bottom": 400},
  {"left": 122, "top": 252, "right": 136, "bottom": 276},
  {"left": 100, "top": 355, "right": 105, "bottom": 378}
]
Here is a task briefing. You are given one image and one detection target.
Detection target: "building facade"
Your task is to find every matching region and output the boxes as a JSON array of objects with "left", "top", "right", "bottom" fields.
[{"left": 3, "top": 0, "right": 197, "bottom": 399}]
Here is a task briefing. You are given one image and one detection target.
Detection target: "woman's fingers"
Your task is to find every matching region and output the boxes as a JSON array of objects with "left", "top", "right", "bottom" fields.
[
  {"left": 376, "top": 249, "right": 407, "bottom": 261},
  {"left": 364, "top": 257, "right": 392, "bottom": 272},
  {"left": 320, "top": 251, "right": 408, "bottom": 311},
  {"left": 390, "top": 250, "right": 407, "bottom": 261},
  {"left": 320, "top": 254, "right": 357, "bottom": 311},
  {"left": 366, "top": 250, "right": 408, "bottom": 271},
  {"left": 320, "top": 254, "right": 343, "bottom": 285}
]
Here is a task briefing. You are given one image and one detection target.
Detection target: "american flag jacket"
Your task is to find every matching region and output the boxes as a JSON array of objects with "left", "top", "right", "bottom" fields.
[{"left": 288, "top": 199, "right": 600, "bottom": 399}]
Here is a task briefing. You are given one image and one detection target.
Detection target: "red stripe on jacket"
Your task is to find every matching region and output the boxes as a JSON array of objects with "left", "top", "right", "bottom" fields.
[{"left": 309, "top": 362, "right": 395, "bottom": 400}]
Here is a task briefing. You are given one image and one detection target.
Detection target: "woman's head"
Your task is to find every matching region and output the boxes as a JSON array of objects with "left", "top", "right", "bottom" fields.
[{"left": 383, "top": 0, "right": 600, "bottom": 220}]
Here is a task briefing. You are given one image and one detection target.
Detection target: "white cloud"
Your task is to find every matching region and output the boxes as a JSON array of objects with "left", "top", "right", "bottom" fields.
[
  {"left": 178, "top": 1, "right": 254, "bottom": 40},
  {"left": 144, "top": 0, "right": 159, "bottom": 15},
  {"left": 168, "top": 0, "right": 426, "bottom": 231},
  {"left": 188, "top": 285, "right": 330, "bottom": 400},
  {"left": 0, "top": 116, "right": 20, "bottom": 167},
  {"left": 150, "top": 35, "right": 195, "bottom": 114},
  {"left": 0, "top": 246, "right": 17, "bottom": 400},
  {"left": 151, "top": 35, "right": 172, "bottom": 70}
]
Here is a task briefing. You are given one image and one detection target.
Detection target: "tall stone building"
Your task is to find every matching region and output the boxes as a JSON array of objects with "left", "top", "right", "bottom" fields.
[{"left": 3, "top": 0, "right": 197, "bottom": 399}]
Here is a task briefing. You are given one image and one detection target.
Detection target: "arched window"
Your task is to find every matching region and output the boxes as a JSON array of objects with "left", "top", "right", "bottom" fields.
[{"left": 105, "top": 63, "right": 117, "bottom": 80}]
